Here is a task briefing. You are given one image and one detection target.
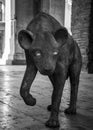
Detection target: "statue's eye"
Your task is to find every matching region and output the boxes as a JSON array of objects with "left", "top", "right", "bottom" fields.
[
  {"left": 35, "top": 51, "right": 41, "bottom": 57},
  {"left": 53, "top": 51, "right": 58, "bottom": 56}
]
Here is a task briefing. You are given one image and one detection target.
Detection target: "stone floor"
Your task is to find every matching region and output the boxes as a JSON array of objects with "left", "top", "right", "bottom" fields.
[{"left": 0, "top": 66, "right": 93, "bottom": 130}]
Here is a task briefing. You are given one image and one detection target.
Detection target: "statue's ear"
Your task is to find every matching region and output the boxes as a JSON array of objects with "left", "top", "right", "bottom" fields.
[
  {"left": 54, "top": 27, "right": 68, "bottom": 46},
  {"left": 18, "top": 30, "right": 33, "bottom": 50}
]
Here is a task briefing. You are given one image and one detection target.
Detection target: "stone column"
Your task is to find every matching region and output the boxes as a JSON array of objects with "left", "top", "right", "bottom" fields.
[
  {"left": 41, "top": 0, "right": 50, "bottom": 13},
  {"left": 0, "top": 0, "right": 16, "bottom": 65},
  {"left": 0, "top": 1, "right": 5, "bottom": 64},
  {"left": 6, "top": 0, "right": 16, "bottom": 64},
  {"left": 50, "top": 0, "right": 65, "bottom": 25},
  {"left": 64, "top": 0, "right": 72, "bottom": 34},
  {"left": 0, "top": 0, "right": 11, "bottom": 64},
  {"left": 12, "top": 0, "right": 34, "bottom": 65}
]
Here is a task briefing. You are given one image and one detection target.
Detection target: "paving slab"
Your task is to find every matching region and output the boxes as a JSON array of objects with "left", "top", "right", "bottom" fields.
[{"left": 0, "top": 66, "right": 93, "bottom": 130}]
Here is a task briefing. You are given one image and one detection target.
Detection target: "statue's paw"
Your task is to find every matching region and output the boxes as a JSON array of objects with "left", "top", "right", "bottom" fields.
[
  {"left": 23, "top": 94, "right": 36, "bottom": 106},
  {"left": 64, "top": 107, "right": 76, "bottom": 115},
  {"left": 45, "top": 118, "right": 59, "bottom": 128},
  {"left": 47, "top": 105, "right": 52, "bottom": 111}
]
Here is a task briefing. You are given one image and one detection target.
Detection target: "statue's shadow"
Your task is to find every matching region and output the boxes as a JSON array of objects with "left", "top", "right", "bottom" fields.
[
  {"left": 59, "top": 112, "right": 93, "bottom": 130},
  {"left": 22, "top": 112, "right": 93, "bottom": 130}
]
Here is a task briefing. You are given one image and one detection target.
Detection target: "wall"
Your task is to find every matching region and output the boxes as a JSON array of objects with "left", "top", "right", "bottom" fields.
[
  {"left": 88, "top": 0, "right": 93, "bottom": 73},
  {"left": 71, "top": 0, "right": 91, "bottom": 70}
]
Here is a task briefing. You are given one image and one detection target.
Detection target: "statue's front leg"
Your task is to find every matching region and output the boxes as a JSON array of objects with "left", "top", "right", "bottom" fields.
[
  {"left": 20, "top": 64, "right": 37, "bottom": 106},
  {"left": 46, "top": 72, "right": 66, "bottom": 128}
]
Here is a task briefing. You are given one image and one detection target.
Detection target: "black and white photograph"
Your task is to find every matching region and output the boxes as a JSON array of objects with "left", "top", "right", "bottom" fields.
[{"left": 0, "top": 0, "right": 93, "bottom": 130}]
